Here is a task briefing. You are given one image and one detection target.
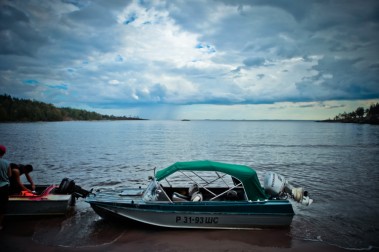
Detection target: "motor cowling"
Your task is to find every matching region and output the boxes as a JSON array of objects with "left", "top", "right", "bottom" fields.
[
  {"left": 58, "top": 178, "right": 91, "bottom": 198},
  {"left": 263, "top": 171, "right": 313, "bottom": 206},
  {"left": 263, "top": 171, "right": 286, "bottom": 196},
  {"left": 58, "top": 178, "right": 76, "bottom": 194}
]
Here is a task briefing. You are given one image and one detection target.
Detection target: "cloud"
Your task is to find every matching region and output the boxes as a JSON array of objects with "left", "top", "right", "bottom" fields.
[
  {"left": 296, "top": 56, "right": 379, "bottom": 101},
  {"left": 243, "top": 57, "right": 265, "bottom": 67},
  {"left": 0, "top": 0, "right": 378, "bottom": 119},
  {"left": 0, "top": 4, "right": 47, "bottom": 56}
]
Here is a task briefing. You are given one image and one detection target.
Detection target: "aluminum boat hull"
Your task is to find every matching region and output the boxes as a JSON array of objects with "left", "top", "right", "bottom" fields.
[
  {"left": 86, "top": 161, "right": 302, "bottom": 229},
  {"left": 86, "top": 192, "right": 294, "bottom": 229},
  {"left": 7, "top": 185, "right": 73, "bottom": 216}
]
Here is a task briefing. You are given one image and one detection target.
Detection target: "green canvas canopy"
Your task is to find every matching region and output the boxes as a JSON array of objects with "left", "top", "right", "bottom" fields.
[{"left": 155, "top": 160, "right": 268, "bottom": 201}]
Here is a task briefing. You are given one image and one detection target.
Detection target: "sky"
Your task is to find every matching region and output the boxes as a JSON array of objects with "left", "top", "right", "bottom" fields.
[{"left": 0, "top": 0, "right": 378, "bottom": 120}]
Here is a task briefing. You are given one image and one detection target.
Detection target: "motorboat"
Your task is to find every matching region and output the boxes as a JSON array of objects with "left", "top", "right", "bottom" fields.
[
  {"left": 7, "top": 178, "right": 90, "bottom": 216},
  {"left": 86, "top": 160, "right": 312, "bottom": 229}
]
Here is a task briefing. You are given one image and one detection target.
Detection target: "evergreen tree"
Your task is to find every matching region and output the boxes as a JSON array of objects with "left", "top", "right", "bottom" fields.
[
  {"left": 326, "top": 103, "right": 379, "bottom": 124},
  {"left": 0, "top": 94, "right": 145, "bottom": 122}
]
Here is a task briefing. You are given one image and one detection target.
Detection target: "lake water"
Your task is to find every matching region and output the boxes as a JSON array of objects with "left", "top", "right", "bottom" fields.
[{"left": 1, "top": 120, "right": 378, "bottom": 250}]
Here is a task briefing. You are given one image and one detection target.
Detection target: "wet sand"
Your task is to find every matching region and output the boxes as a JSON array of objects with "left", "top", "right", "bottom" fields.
[{"left": 0, "top": 217, "right": 353, "bottom": 252}]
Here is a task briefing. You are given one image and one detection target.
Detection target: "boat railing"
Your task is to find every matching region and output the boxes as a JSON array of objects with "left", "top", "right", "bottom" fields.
[
  {"left": 179, "top": 171, "right": 217, "bottom": 198},
  {"left": 156, "top": 185, "right": 247, "bottom": 203},
  {"left": 176, "top": 170, "right": 247, "bottom": 201},
  {"left": 157, "top": 183, "right": 174, "bottom": 203},
  {"left": 209, "top": 182, "right": 243, "bottom": 201},
  {"left": 153, "top": 170, "right": 250, "bottom": 203}
]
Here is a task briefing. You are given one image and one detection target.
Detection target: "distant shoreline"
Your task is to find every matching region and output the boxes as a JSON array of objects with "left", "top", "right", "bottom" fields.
[
  {"left": 318, "top": 103, "right": 379, "bottom": 125},
  {"left": 0, "top": 94, "right": 147, "bottom": 122},
  {"left": 317, "top": 119, "right": 379, "bottom": 125},
  {"left": 0, "top": 118, "right": 148, "bottom": 123}
]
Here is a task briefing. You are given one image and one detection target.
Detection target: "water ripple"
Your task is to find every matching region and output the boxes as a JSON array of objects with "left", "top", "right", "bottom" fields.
[{"left": 1, "top": 120, "right": 378, "bottom": 249}]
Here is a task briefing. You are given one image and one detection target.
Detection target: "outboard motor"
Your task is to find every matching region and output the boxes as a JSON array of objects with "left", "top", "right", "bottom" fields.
[
  {"left": 58, "top": 178, "right": 91, "bottom": 198},
  {"left": 263, "top": 171, "right": 313, "bottom": 206}
]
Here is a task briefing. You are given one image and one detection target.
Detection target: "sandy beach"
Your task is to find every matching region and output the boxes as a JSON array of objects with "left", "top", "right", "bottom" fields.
[{"left": 0, "top": 217, "right": 355, "bottom": 252}]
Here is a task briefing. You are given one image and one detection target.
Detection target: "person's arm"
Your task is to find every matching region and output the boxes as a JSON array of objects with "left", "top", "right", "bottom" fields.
[
  {"left": 25, "top": 173, "right": 35, "bottom": 191},
  {"left": 13, "top": 170, "right": 33, "bottom": 193}
]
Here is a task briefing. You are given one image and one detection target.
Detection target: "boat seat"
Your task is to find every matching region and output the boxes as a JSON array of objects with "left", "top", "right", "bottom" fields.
[
  {"left": 188, "top": 183, "right": 203, "bottom": 201},
  {"left": 188, "top": 183, "right": 199, "bottom": 197},
  {"left": 191, "top": 191, "right": 203, "bottom": 201},
  {"left": 226, "top": 190, "right": 238, "bottom": 200},
  {"left": 172, "top": 192, "right": 190, "bottom": 202},
  {"left": 172, "top": 184, "right": 203, "bottom": 202}
]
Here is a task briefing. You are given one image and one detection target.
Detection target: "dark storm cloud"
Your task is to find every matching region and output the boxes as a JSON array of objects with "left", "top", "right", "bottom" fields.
[
  {"left": 0, "top": 4, "right": 47, "bottom": 56},
  {"left": 0, "top": 0, "right": 378, "bottom": 113}
]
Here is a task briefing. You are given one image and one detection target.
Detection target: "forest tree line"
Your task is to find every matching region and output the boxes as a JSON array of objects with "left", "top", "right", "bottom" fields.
[
  {"left": 0, "top": 94, "right": 144, "bottom": 122},
  {"left": 323, "top": 103, "right": 379, "bottom": 125}
]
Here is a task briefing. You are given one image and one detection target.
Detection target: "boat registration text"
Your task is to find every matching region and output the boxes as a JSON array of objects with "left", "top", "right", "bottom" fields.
[{"left": 175, "top": 216, "right": 219, "bottom": 224}]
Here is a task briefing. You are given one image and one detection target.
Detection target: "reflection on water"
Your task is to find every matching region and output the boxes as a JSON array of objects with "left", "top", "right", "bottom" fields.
[{"left": 1, "top": 120, "right": 378, "bottom": 250}]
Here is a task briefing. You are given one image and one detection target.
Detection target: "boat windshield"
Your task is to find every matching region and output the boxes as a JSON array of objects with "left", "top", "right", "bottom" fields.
[{"left": 142, "top": 179, "right": 159, "bottom": 201}]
